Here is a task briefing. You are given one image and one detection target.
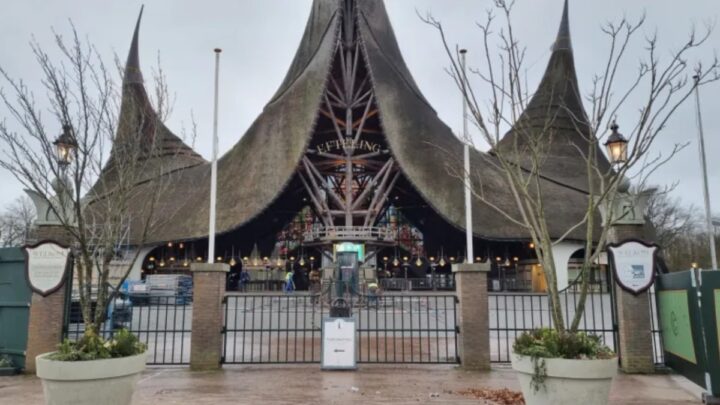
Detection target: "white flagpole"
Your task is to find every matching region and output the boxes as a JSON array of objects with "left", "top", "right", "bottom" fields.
[
  {"left": 208, "top": 48, "right": 222, "bottom": 264},
  {"left": 693, "top": 75, "right": 718, "bottom": 270},
  {"left": 460, "top": 48, "right": 473, "bottom": 264}
]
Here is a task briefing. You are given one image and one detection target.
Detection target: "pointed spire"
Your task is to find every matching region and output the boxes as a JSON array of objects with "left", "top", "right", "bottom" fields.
[
  {"left": 553, "top": 0, "right": 572, "bottom": 51},
  {"left": 124, "top": 6, "right": 144, "bottom": 85}
]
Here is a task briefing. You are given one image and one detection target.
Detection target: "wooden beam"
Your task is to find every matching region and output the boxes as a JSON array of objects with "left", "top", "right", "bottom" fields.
[
  {"left": 351, "top": 158, "right": 393, "bottom": 211},
  {"left": 353, "top": 93, "right": 375, "bottom": 143},
  {"left": 298, "top": 173, "right": 332, "bottom": 227}
]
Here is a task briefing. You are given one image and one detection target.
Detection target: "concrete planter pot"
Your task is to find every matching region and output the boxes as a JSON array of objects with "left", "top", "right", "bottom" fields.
[
  {"left": 511, "top": 352, "right": 617, "bottom": 405},
  {"left": 35, "top": 352, "right": 146, "bottom": 405}
]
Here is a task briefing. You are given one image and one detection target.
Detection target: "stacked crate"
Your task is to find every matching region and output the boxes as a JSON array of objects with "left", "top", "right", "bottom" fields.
[{"left": 146, "top": 274, "right": 193, "bottom": 304}]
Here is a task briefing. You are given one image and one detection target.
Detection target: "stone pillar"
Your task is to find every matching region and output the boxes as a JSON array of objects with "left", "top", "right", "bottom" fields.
[
  {"left": 25, "top": 225, "right": 75, "bottom": 374},
  {"left": 452, "top": 262, "right": 491, "bottom": 370},
  {"left": 190, "top": 262, "right": 229, "bottom": 370},
  {"left": 609, "top": 224, "right": 655, "bottom": 374}
]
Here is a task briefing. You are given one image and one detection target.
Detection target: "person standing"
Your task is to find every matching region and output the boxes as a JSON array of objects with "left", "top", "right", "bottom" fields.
[
  {"left": 284, "top": 270, "right": 296, "bottom": 294},
  {"left": 309, "top": 268, "right": 321, "bottom": 303},
  {"left": 239, "top": 269, "right": 250, "bottom": 292},
  {"left": 367, "top": 280, "right": 380, "bottom": 308}
]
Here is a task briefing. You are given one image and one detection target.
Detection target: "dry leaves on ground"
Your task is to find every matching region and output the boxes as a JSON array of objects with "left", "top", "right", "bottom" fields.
[{"left": 456, "top": 387, "right": 525, "bottom": 405}]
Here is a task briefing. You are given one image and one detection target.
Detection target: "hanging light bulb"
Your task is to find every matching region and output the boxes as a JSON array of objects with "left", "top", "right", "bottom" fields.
[
  {"left": 159, "top": 259, "right": 166, "bottom": 267},
  {"left": 392, "top": 257, "right": 400, "bottom": 267},
  {"left": 182, "top": 260, "right": 189, "bottom": 267},
  {"left": 277, "top": 257, "right": 283, "bottom": 267},
  {"left": 196, "top": 256, "right": 203, "bottom": 262},
  {"left": 149, "top": 256, "right": 156, "bottom": 262},
  {"left": 178, "top": 242, "right": 184, "bottom": 249},
  {"left": 439, "top": 257, "right": 446, "bottom": 267},
  {"left": 504, "top": 257, "right": 511, "bottom": 267},
  {"left": 229, "top": 257, "right": 237, "bottom": 267},
  {"left": 415, "top": 257, "right": 422, "bottom": 267},
  {"left": 299, "top": 256, "right": 306, "bottom": 266}
]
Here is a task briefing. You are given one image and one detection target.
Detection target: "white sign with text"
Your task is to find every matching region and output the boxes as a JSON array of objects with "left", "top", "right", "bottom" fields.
[
  {"left": 608, "top": 240, "right": 658, "bottom": 294},
  {"left": 25, "top": 242, "right": 71, "bottom": 296},
  {"left": 321, "top": 317, "right": 356, "bottom": 370}
]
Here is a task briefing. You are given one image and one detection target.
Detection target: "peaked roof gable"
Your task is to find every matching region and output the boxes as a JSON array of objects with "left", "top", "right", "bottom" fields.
[{"left": 495, "top": 0, "right": 611, "bottom": 192}]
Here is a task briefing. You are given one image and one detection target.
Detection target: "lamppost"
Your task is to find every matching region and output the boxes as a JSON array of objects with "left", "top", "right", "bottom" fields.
[
  {"left": 53, "top": 124, "right": 78, "bottom": 170},
  {"left": 28, "top": 124, "right": 79, "bottom": 227},
  {"left": 599, "top": 121, "right": 653, "bottom": 238},
  {"left": 604, "top": 121, "right": 628, "bottom": 166},
  {"left": 54, "top": 124, "right": 78, "bottom": 224}
]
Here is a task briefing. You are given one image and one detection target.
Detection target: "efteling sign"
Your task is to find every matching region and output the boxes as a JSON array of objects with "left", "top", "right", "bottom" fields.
[
  {"left": 315, "top": 139, "right": 381, "bottom": 154},
  {"left": 607, "top": 239, "right": 659, "bottom": 295},
  {"left": 23, "top": 240, "right": 72, "bottom": 296}
]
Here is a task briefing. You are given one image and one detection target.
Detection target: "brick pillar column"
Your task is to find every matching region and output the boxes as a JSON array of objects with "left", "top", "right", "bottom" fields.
[
  {"left": 190, "top": 262, "right": 229, "bottom": 370},
  {"left": 609, "top": 224, "right": 655, "bottom": 374},
  {"left": 452, "top": 262, "right": 491, "bottom": 370},
  {"left": 25, "top": 225, "right": 75, "bottom": 374}
]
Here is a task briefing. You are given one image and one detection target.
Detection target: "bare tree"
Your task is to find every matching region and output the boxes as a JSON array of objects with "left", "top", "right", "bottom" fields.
[
  {"left": 0, "top": 23, "right": 179, "bottom": 338},
  {"left": 0, "top": 196, "right": 36, "bottom": 247},
  {"left": 646, "top": 191, "right": 720, "bottom": 270},
  {"left": 422, "top": 1, "right": 719, "bottom": 332}
]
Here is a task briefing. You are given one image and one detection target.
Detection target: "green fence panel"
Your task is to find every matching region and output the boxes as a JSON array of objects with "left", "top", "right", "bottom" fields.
[
  {"left": 656, "top": 270, "right": 708, "bottom": 392},
  {"left": 699, "top": 270, "right": 720, "bottom": 396},
  {"left": 0, "top": 247, "right": 30, "bottom": 370}
]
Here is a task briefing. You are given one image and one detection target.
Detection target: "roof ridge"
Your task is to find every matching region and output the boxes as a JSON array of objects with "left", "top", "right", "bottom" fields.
[{"left": 124, "top": 5, "right": 144, "bottom": 85}]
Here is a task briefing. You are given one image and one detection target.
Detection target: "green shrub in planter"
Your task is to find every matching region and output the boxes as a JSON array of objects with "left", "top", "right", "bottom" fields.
[
  {"left": 513, "top": 328, "right": 615, "bottom": 392},
  {"left": 48, "top": 329, "right": 146, "bottom": 361}
]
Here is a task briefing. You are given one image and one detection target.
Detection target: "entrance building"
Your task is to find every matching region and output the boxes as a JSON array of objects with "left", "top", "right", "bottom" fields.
[{"left": 90, "top": 0, "right": 611, "bottom": 294}]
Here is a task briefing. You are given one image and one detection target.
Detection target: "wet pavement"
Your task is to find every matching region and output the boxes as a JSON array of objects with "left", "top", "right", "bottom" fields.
[{"left": 0, "top": 365, "right": 704, "bottom": 404}]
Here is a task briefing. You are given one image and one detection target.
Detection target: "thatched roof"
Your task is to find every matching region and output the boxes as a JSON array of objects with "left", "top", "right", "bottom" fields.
[
  {"left": 91, "top": 0, "right": 599, "bottom": 244},
  {"left": 495, "top": 0, "right": 611, "bottom": 193},
  {"left": 90, "top": 7, "right": 205, "bottom": 199}
]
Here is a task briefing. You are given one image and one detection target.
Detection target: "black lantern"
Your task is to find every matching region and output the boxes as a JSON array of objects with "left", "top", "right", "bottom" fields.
[
  {"left": 53, "top": 124, "right": 78, "bottom": 167},
  {"left": 604, "top": 121, "right": 628, "bottom": 165}
]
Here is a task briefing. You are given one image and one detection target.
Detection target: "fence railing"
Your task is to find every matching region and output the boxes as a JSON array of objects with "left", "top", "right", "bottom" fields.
[
  {"left": 648, "top": 286, "right": 664, "bottom": 366},
  {"left": 64, "top": 293, "right": 192, "bottom": 365},
  {"left": 222, "top": 292, "right": 458, "bottom": 364},
  {"left": 488, "top": 283, "right": 616, "bottom": 363}
]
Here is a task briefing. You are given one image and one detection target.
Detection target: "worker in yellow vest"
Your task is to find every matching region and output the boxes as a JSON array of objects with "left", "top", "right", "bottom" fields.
[{"left": 367, "top": 280, "right": 380, "bottom": 308}]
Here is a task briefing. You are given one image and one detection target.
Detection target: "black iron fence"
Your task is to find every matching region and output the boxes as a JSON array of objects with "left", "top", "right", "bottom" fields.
[
  {"left": 489, "top": 282, "right": 617, "bottom": 363},
  {"left": 648, "top": 286, "right": 664, "bottom": 366},
  {"left": 222, "top": 292, "right": 457, "bottom": 364},
  {"left": 64, "top": 293, "right": 192, "bottom": 365},
  {"left": 379, "top": 275, "right": 455, "bottom": 291}
]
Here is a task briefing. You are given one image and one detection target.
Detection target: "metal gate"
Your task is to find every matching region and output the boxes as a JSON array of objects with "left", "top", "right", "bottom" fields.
[
  {"left": 222, "top": 292, "right": 458, "bottom": 364},
  {"left": 488, "top": 281, "right": 618, "bottom": 363},
  {"left": 0, "top": 248, "right": 31, "bottom": 370},
  {"left": 63, "top": 292, "right": 192, "bottom": 365}
]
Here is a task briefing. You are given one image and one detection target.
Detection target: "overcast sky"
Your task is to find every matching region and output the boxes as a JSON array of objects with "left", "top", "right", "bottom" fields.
[{"left": 0, "top": 0, "right": 718, "bottom": 215}]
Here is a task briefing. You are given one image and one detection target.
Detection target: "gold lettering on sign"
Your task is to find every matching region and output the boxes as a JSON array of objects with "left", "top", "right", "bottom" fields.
[{"left": 314, "top": 139, "right": 380, "bottom": 154}]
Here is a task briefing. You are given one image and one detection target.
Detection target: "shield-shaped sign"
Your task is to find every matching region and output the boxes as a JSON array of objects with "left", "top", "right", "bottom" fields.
[
  {"left": 24, "top": 240, "right": 72, "bottom": 297},
  {"left": 607, "top": 239, "right": 659, "bottom": 295}
]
